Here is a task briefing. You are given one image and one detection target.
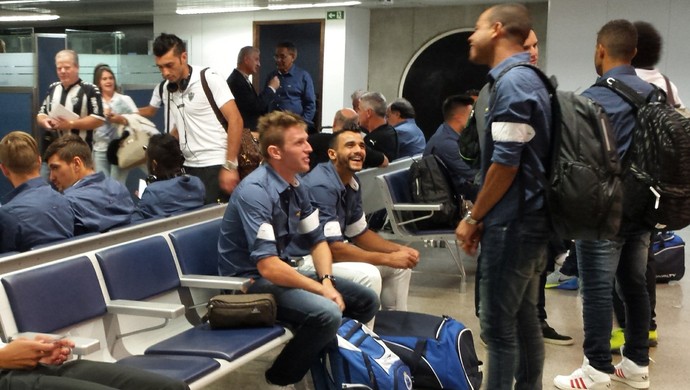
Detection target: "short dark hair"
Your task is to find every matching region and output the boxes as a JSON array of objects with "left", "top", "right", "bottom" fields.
[
  {"left": 276, "top": 41, "right": 297, "bottom": 56},
  {"left": 632, "top": 21, "right": 662, "bottom": 69},
  {"left": 597, "top": 19, "right": 637, "bottom": 61},
  {"left": 329, "top": 128, "right": 361, "bottom": 150},
  {"left": 389, "top": 98, "right": 416, "bottom": 119},
  {"left": 257, "top": 111, "right": 307, "bottom": 160},
  {"left": 147, "top": 134, "right": 185, "bottom": 179},
  {"left": 488, "top": 3, "right": 532, "bottom": 45},
  {"left": 44, "top": 134, "right": 93, "bottom": 169},
  {"left": 153, "top": 33, "right": 186, "bottom": 57},
  {"left": 442, "top": 95, "right": 474, "bottom": 121}
]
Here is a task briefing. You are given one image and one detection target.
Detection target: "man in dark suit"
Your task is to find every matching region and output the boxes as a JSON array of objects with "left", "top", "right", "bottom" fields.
[{"left": 227, "top": 46, "right": 280, "bottom": 130}]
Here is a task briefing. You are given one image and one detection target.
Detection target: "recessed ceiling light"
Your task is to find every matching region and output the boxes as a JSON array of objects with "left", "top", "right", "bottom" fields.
[
  {"left": 0, "top": 14, "right": 59, "bottom": 21},
  {"left": 177, "top": 1, "right": 361, "bottom": 15}
]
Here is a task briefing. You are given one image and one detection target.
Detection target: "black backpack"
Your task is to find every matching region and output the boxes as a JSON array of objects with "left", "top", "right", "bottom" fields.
[
  {"left": 596, "top": 77, "right": 690, "bottom": 230},
  {"left": 493, "top": 63, "right": 623, "bottom": 240},
  {"left": 408, "top": 154, "right": 461, "bottom": 229}
]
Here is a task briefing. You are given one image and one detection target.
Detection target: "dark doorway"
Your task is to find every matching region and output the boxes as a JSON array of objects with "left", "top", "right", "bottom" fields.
[
  {"left": 254, "top": 20, "right": 324, "bottom": 130},
  {"left": 402, "top": 30, "right": 489, "bottom": 138}
]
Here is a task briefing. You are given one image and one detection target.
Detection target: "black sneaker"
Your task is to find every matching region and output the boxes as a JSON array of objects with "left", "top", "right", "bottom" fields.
[{"left": 542, "top": 322, "right": 574, "bottom": 346}]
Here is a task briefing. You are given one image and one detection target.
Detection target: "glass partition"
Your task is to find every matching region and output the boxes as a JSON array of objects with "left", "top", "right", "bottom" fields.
[{"left": 0, "top": 28, "right": 35, "bottom": 87}]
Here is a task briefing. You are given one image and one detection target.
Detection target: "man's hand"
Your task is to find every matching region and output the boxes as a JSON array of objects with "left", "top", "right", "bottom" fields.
[
  {"left": 455, "top": 220, "right": 482, "bottom": 255},
  {"left": 40, "top": 117, "right": 57, "bottom": 130},
  {"left": 268, "top": 76, "right": 280, "bottom": 90},
  {"left": 34, "top": 335, "right": 74, "bottom": 366},
  {"left": 53, "top": 117, "right": 74, "bottom": 131},
  {"left": 218, "top": 168, "right": 240, "bottom": 196},
  {"left": 320, "top": 281, "right": 345, "bottom": 312},
  {"left": 386, "top": 249, "right": 420, "bottom": 269},
  {"left": 0, "top": 338, "right": 62, "bottom": 369}
]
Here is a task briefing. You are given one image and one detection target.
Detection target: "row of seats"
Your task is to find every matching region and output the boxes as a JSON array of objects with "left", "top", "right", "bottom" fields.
[{"left": 0, "top": 218, "right": 293, "bottom": 389}]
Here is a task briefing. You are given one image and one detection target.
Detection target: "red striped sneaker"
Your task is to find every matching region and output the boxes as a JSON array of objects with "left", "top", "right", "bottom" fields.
[
  {"left": 554, "top": 358, "right": 611, "bottom": 389},
  {"left": 611, "top": 357, "right": 649, "bottom": 389}
]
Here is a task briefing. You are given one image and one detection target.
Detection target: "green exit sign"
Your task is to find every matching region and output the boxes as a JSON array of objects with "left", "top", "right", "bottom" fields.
[{"left": 327, "top": 10, "right": 345, "bottom": 20}]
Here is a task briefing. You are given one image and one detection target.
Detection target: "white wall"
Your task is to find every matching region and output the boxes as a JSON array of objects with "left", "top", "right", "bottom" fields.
[
  {"left": 154, "top": 7, "right": 370, "bottom": 127},
  {"left": 546, "top": 0, "right": 690, "bottom": 102}
]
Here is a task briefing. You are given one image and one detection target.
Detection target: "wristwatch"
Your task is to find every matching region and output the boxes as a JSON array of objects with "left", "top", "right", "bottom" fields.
[
  {"left": 319, "top": 274, "right": 337, "bottom": 287},
  {"left": 222, "top": 159, "right": 238, "bottom": 171},
  {"left": 463, "top": 210, "right": 480, "bottom": 225}
]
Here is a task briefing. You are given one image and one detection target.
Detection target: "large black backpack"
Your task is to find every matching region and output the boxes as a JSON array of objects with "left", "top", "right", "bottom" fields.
[
  {"left": 493, "top": 63, "right": 623, "bottom": 240},
  {"left": 596, "top": 77, "right": 690, "bottom": 231},
  {"left": 408, "top": 154, "right": 460, "bottom": 229}
]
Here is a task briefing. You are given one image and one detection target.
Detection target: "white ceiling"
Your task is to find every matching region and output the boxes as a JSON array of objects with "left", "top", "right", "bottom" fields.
[{"left": 0, "top": 0, "right": 544, "bottom": 28}]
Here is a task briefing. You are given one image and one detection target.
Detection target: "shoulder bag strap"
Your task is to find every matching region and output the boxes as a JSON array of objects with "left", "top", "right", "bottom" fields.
[{"left": 200, "top": 67, "right": 228, "bottom": 131}]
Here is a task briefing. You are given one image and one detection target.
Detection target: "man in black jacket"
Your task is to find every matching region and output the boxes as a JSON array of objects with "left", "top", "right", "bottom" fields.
[{"left": 227, "top": 46, "right": 280, "bottom": 130}]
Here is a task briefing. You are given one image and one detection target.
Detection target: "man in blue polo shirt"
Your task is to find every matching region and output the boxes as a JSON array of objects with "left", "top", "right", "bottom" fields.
[
  {"left": 266, "top": 41, "right": 317, "bottom": 130},
  {"left": 297, "top": 129, "right": 419, "bottom": 311},
  {"left": 44, "top": 134, "right": 133, "bottom": 235},
  {"left": 0, "top": 131, "right": 73, "bottom": 252},
  {"left": 217, "top": 111, "right": 379, "bottom": 389},
  {"left": 456, "top": 4, "right": 552, "bottom": 389},
  {"left": 424, "top": 94, "right": 478, "bottom": 201},
  {"left": 386, "top": 98, "right": 426, "bottom": 157},
  {"left": 555, "top": 19, "right": 654, "bottom": 390}
]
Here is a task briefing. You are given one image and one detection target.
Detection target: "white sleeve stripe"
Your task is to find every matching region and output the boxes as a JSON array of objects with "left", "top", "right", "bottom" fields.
[
  {"left": 298, "top": 209, "right": 320, "bottom": 234},
  {"left": 324, "top": 221, "right": 343, "bottom": 237},
  {"left": 256, "top": 223, "right": 276, "bottom": 241},
  {"left": 344, "top": 214, "right": 367, "bottom": 237},
  {"left": 491, "top": 122, "right": 536, "bottom": 143}
]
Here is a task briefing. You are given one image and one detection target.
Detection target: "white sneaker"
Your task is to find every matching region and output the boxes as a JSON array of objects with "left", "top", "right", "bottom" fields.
[
  {"left": 554, "top": 358, "right": 611, "bottom": 390},
  {"left": 611, "top": 357, "right": 650, "bottom": 389},
  {"left": 266, "top": 383, "right": 296, "bottom": 390}
]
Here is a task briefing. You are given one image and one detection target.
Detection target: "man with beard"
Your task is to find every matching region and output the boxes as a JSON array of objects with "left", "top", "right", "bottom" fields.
[{"left": 297, "top": 128, "right": 419, "bottom": 310}]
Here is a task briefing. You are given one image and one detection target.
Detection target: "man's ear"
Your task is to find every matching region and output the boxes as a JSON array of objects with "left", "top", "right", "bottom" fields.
[
  {"left": 327, "top": 148, "right": 337, "bottom": 161},
  {"left": 0, "top": 163, "right": 9, "bottom": 178},
  {"left": 71, "top": 156, "right": 84, "bottom": 172},
  {"left": 267, "top": 145, "right": 281, "bottom": 160},
  {"left": 491, "top": 21, "right": 502, "bottom": 38}
]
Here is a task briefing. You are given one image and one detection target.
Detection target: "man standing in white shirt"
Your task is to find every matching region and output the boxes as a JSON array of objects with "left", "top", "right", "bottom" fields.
[{"left": 153, "top": 33, "right": 243, "bottom": 203}]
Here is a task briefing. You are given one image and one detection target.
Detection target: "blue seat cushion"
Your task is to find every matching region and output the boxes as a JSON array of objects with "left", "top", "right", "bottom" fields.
[
  {"left": 169, "top": 219, "right": 221, "bottom": 276},
  {"left": 2, "top": 256, "right": 107, "bottom": 333},
  {"left": 95, "top": 236, "right": 180, "bottom": 300},
  {"left": 145, "top": 323, "right": 285, "bottom": 362},
  {"left": 116, "top": 354, "right": 220, "bottom": 384}
]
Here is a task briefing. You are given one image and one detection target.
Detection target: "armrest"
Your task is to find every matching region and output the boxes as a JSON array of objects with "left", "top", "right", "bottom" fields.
[
  {"left": 12, "top": 332, "right": 100, "bottom": 356},
  {"left": 179, "top": 274, "right": 251, "bottom": 292},
  {"left": 391, "top": 203, "right": 442, "bottom": 212},
  {"left": 107, "top": 300, "right": 184, "bottom": 319}
]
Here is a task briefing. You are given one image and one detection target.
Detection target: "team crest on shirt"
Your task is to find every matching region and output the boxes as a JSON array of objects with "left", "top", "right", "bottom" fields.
[
  {"left": 71, "top": 96, "right": 79, "bottom": 106},
  {"left": 188, "top": 92, "right": 195, "bottom": 101}
]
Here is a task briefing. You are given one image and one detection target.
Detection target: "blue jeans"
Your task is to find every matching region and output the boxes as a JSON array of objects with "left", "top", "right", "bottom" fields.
[
  {"left": 576, "top": 231, "right": 650, "bottom": 372},
  {"left": 479, "top": 212, "right": 549, "bottom": 390},
  {"left": 248, "top": 273, "right": 379, "bottom": 385}
]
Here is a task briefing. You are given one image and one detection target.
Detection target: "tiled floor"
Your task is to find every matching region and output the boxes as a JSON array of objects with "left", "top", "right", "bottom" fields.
[{"left": 207, "top": 229, "right": 690, "bottom": 389}]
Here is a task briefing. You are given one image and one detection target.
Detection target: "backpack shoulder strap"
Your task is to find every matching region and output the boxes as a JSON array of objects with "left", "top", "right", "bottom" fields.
[
  {"left": 594, "top": 77, "right": 648, "bottom": 110},
  {"left": 662, "top": 74, "right": 676, "bottom": 107},
  {"left": 200, "top": 67, "right": 228, "bottom": 131}
]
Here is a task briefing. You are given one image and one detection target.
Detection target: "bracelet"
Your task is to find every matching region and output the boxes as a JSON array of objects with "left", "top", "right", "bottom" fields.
[{"left": 319, "top": 274, "right": 336, "bottom": 287}]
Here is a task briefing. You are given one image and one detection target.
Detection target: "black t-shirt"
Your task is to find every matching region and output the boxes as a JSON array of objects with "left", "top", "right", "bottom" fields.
[{"left": 364, "top": 124, "right": 398, "bottom": 168}]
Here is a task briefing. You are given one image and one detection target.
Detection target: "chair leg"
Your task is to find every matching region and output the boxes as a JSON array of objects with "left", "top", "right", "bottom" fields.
[{"left": 444, "top": 239, "right": 467, "bottom": 293}]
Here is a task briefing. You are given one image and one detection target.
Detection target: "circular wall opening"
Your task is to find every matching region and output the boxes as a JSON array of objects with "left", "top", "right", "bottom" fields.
[{"left": 400, "top": 29, "right": 489, "bottom": 138}]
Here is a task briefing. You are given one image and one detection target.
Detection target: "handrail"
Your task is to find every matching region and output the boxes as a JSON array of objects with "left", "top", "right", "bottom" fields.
[{"left": 0, "top": 204, "right": 226, "bottom": 275}]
